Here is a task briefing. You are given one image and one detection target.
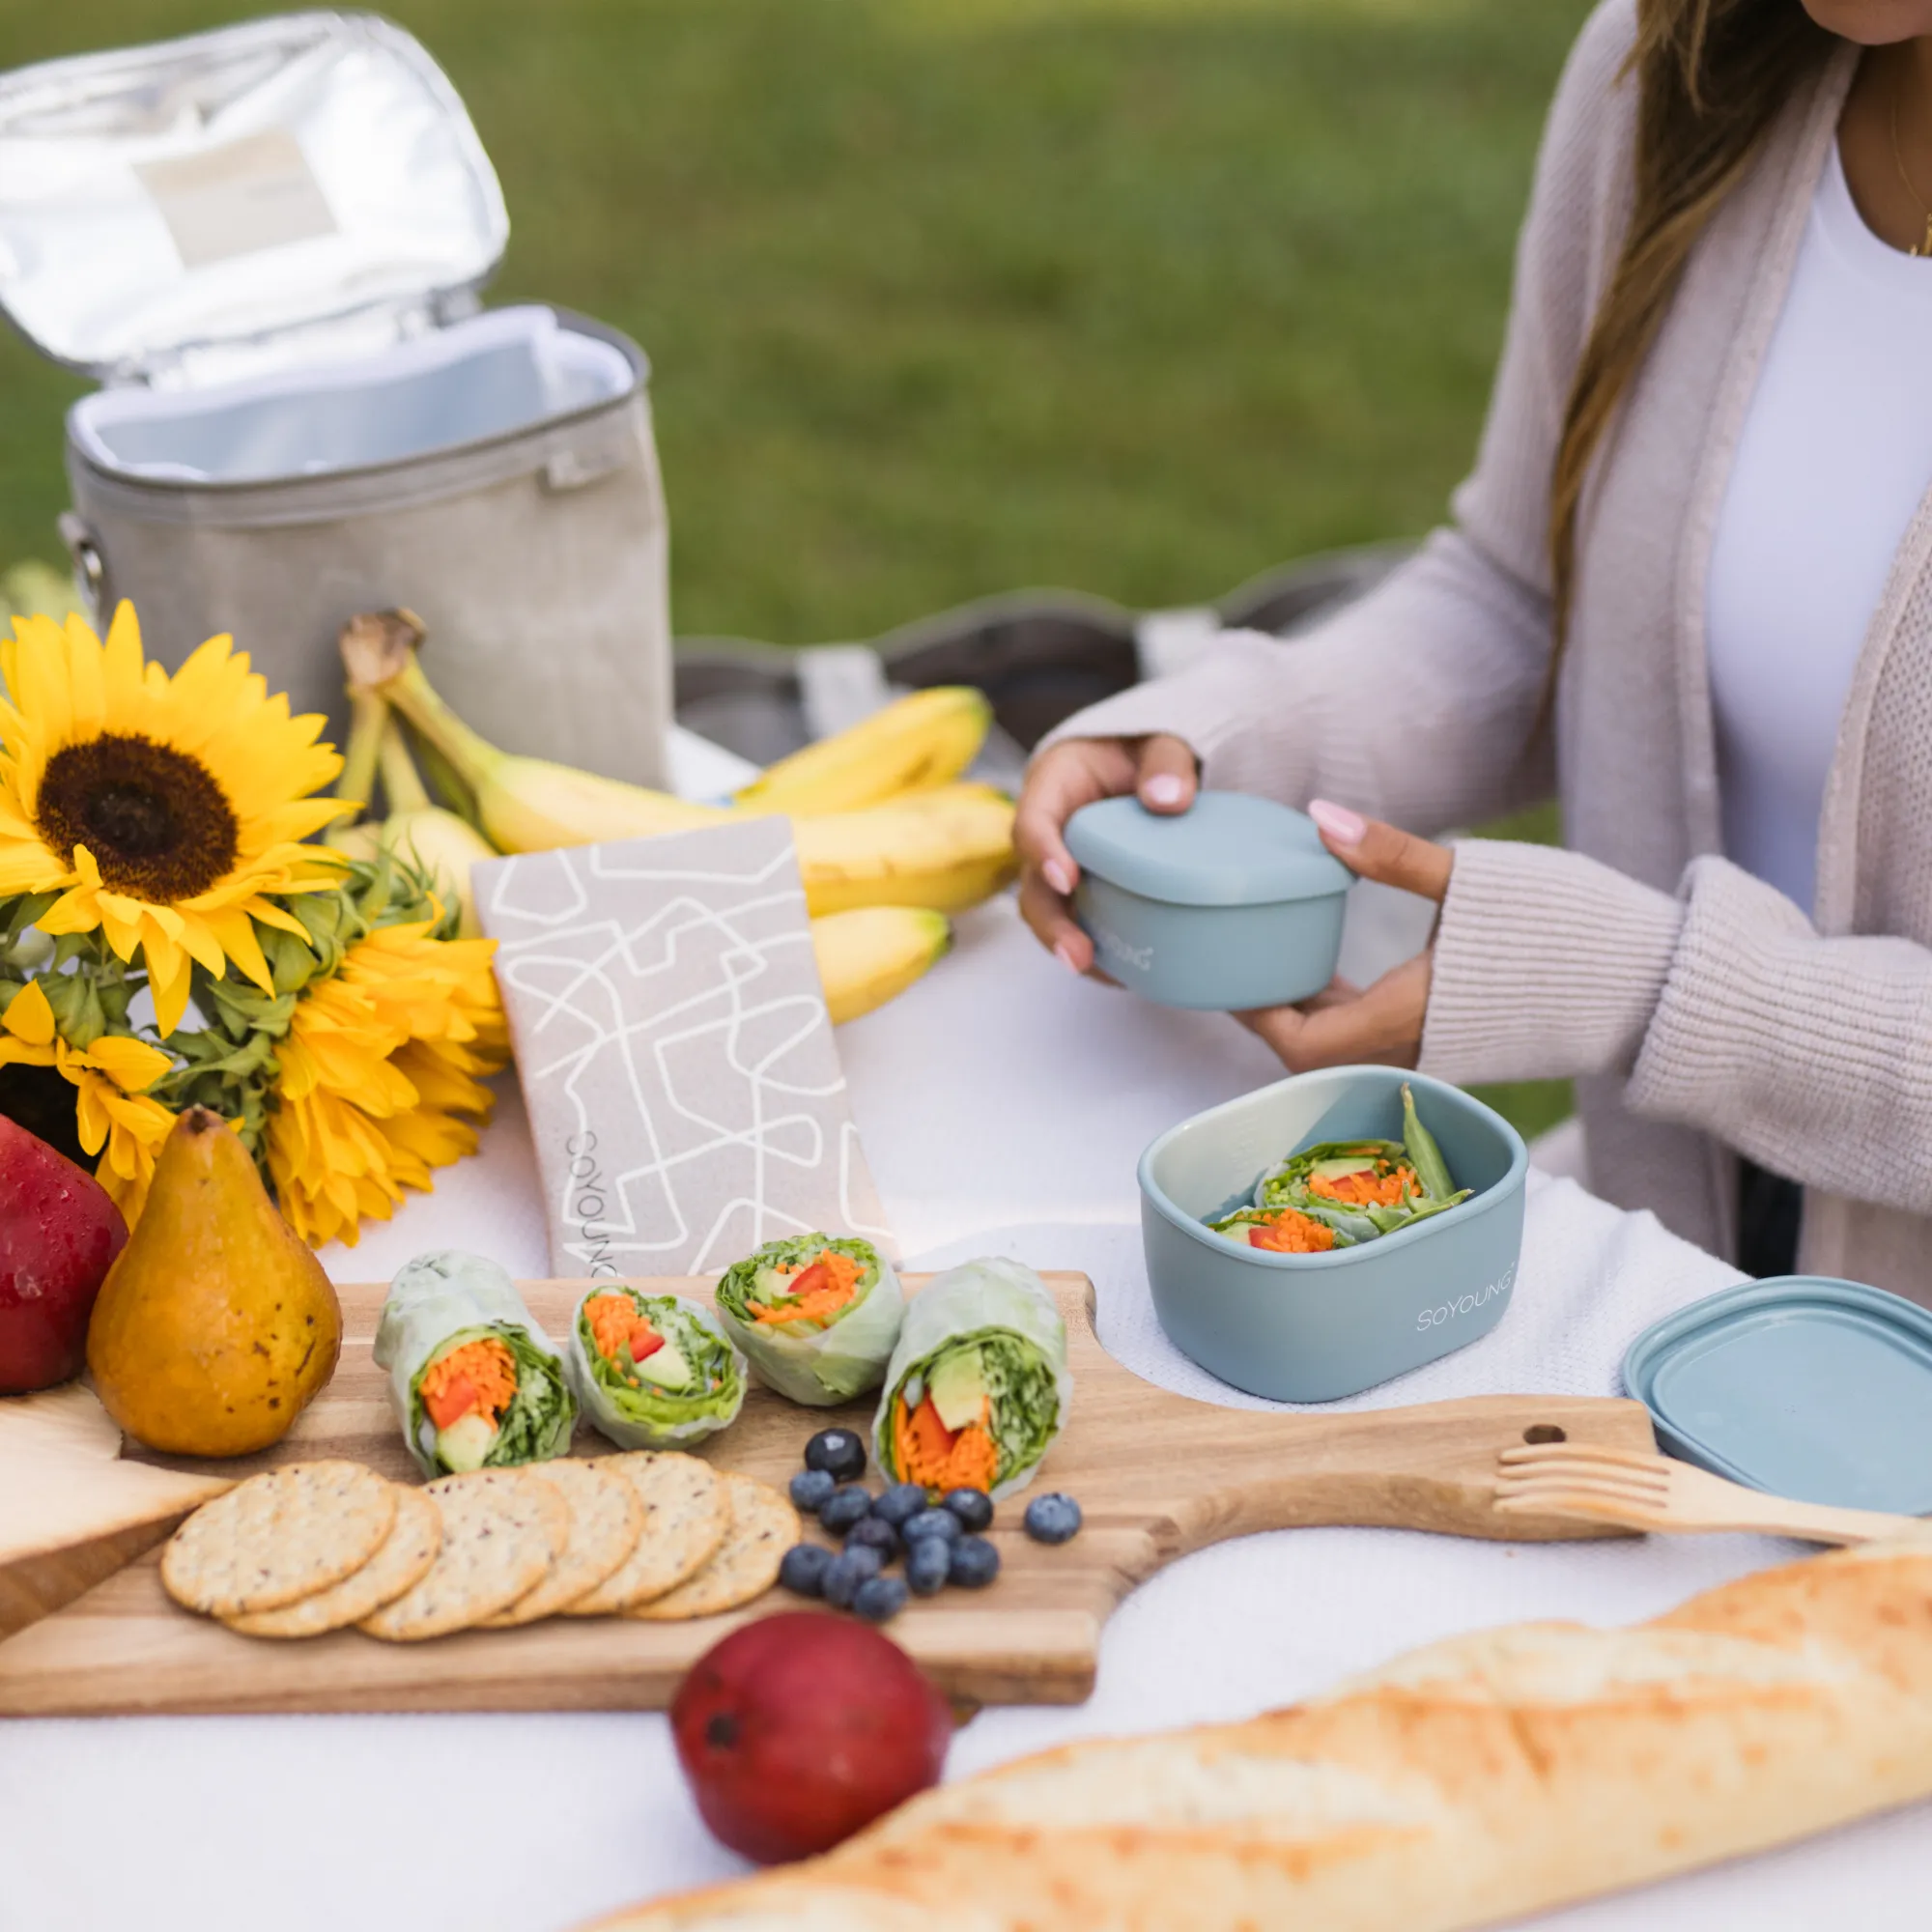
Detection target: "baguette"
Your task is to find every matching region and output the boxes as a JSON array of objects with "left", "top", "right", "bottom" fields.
[{"left": 589, "top": 1529, "right": 1932, "bottom": 1930}]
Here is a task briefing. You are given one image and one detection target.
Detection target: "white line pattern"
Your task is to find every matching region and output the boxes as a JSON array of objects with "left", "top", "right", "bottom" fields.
[{"left": 476, "top": 821, "right": 895, "bottom": 1277}]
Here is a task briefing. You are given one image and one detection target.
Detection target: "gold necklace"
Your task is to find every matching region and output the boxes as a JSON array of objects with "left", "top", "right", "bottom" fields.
[{"left": 1889, "top": 62, "right": 1932, "bottom": 257}]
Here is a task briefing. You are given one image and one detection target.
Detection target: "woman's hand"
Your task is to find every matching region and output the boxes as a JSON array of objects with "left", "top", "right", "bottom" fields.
[
  {"left": 1015, "top": 733, "right": 1199, "bottom": 975},
  {"left": 1236, "top": 802, "right": 1454, "bottom": 1072}
]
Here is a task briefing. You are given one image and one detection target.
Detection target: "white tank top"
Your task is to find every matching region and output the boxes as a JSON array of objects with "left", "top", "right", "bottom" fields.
[{"left": 1706, "top": 138, "right": 1932, "bottom": 915}]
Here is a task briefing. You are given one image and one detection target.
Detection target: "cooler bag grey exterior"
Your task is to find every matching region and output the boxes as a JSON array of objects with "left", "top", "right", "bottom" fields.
[{"left": 0, "top": 13, "right": 672, "bottom": 786}]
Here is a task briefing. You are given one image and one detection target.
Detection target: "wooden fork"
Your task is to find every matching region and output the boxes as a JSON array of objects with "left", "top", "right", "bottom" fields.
[{"left": 1493, "top": 1441, "right": 1923, "bottom": 1545}]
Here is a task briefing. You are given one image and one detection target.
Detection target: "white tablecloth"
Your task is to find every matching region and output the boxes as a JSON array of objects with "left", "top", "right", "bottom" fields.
[{"left": 6, "top": 896, "right": 1928, "bottom": 1932}]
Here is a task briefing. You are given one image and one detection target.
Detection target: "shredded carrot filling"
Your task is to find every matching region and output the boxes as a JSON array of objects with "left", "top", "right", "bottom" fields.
[
  {"left": 584, "top": 1293, "right": 641, "bottom": 1362},
  {"left": 583, "top": 1293, "right": 667, "bottom": 1385},
  {"left": 894, "top": 1391, "right": 998, "bottom": 1494},
  {"left": 750, "top": 1248, "right": 864, "bottom": 1325},
  {"left": 1308, "top": 1165, "right": 1420, "bottom": 1208},
  {"left": 1248, "top": 1210, "right": 1337, "bottom": 1254},
  {"left": 419, "top": 1336, "right": 517, "bottom": 1429}
]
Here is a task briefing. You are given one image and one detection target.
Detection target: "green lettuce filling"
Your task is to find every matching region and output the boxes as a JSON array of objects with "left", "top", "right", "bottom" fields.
[
  {"left": 715, "top": 1234, "right": 881, "bottom": 1336},
  {"left": 408, "top": 1322, "right": 575, "bottom": 1473},
  {"left": 891, "top": 1330, "right": 1061, "bottom": 1490},
  {"left": 579, "top": 1290, "right": 742, "bottom": 1428}
]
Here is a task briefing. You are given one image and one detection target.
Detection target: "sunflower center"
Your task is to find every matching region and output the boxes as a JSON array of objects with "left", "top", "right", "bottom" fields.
[{"left": 37, "top": 733, "right": 240, "bottom": 902}]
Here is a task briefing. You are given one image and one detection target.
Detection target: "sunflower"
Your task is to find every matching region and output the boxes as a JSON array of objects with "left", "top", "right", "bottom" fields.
[
  {"left": 0, "top": 604, "right": 348, "bottom": 1037},
  {"left": 0, "top": 978, "right": 176, "bottom": 1223},
  {"left": 265, "top": 919, "right": 509, "bottom": 1247}
]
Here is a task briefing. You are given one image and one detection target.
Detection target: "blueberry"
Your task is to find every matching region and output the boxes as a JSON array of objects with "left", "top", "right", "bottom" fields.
[
  {"left": 788, "top": 1468, "right": 837, "bottom": 1515},
  {"left": 804, "top": 1428, "right": 867, "bottom": 1483},
  {"left": 818, "top": 1484, "right": 873, "bottom": 1534},
  {"left": 941, "top": 1487, "right": 993, "bottom": 1532},
  {"left": 905, "top": 1537, "right": 952, "bottom": 1596},
  {"left": 948, "top": 1535, "right": 1001, "bottom": 1588},
  {"left": 851, "top": 1575, "right": 909, "bottom": 1624},
  {"left": 870, "top": 1482, "right": 929, "bottom": 1529},
  {"left": 822, "top": 1547, "right": 883, "bottom": 1608},
  {"left": 844, "top": 1516, "right": 899, "bottom": 1560},
  {"left": 778, "top": 1543, "right": 833, "bottom": 1598},
  {"left": 902, "top": 1507, "right": 961, "bottom": 1547},
  {"left": 1023, "top": 1493, "right": 1083, "bottom": 1546}
]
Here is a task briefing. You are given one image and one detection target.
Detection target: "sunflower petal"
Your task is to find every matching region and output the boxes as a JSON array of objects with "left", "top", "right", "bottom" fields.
[
  {"left": 2, "top": 978, "right": 56, "bottom": 1045},
  {"left": 148, "top": 950, "right": 192, "bottom": 1037}
]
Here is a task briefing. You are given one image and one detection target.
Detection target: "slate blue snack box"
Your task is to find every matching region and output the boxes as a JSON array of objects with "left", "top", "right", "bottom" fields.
[
  {"left": 1065, "top": 791, "right": 1352, "bottom": 1011},
  {"left": 1138, "top": 1066, "right": 1527, "bottom": 1402},
  {"left": 1622, "top": 1277, "right": 1932, "bottom": 1515}
]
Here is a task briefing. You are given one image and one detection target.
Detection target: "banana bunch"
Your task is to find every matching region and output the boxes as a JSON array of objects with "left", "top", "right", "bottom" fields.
[{"left": 334, "top": 612, "right": 1015, "bottom": 1024}]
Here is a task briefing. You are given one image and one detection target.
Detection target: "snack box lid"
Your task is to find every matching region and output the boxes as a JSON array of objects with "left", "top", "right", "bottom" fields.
[
  {"left": 0, "top": 11, "right": 507, "bottom": 385},
  {"left": 1621, "top": 1276, "right": 1932, "bottom": 1515},
  {"left": 1065, "top": 791, "right": 1353, "bottom": 909}
]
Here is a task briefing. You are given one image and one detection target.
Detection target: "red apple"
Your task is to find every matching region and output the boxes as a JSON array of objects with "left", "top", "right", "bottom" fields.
[
  {"left": 671, "top": 1612, "right": 952, "bottom": 1862},
  {"left": 0, "top": 1113, "right": 128, "bottom": 1393}
]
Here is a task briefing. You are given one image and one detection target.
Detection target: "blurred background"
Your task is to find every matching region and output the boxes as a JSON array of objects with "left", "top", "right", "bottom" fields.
[{"left": 0, "top": 0, "right": 1587, "bottom": 1133}]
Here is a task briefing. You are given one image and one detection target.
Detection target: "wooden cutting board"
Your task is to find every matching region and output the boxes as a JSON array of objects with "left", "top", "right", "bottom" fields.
[{"left": 0, "top": 1272, "right": 1654, "bottom": 1714}]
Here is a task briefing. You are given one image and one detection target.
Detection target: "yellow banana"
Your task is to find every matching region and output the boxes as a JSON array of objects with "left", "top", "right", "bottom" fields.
[
  {"left": 795, "top": 782, "right": 1017, "bottom": 917},
  {"left": 336, "top": 613, "right": 1015, "bottom": 916},
  {"left": 326, "top": 691, "right": 496, "bottom": 939},
  {"left": 327, "top": 820, "right": 384, "bottom": 862},
  {"left": 382, "top": 807, "right": 497, "bottom": 938},
  {"left": 340, "top": 611, "right": 724, "bottom": 854},
  {"left": 734, "top": 686, "right": 991, "bottom": 815},
  {"left": 811, "top": 907, "right": 952, "bottom": 1023}
]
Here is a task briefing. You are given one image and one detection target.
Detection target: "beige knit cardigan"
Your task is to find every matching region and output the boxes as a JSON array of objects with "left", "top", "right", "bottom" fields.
[{"left": 1043, "top": 4, "right": 1932, "bottom": 1301}]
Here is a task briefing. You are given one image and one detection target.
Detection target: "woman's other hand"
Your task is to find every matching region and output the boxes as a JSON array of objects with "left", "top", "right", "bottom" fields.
[
  {"left": 1236, "top": 801, "right": 1454, "bottom": 1071},
  {"left": 1015, "top": 733, "right": 1198, "bottom": 976}
]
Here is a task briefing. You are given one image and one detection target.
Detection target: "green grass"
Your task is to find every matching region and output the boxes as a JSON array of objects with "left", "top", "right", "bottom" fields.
[{"left": 0, "top": 0, "right": 1586, "bottom": 1136}]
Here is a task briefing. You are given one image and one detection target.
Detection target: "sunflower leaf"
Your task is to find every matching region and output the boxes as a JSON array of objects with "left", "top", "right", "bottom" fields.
[{"left": 43, "top": 970, "right": 106, "bottom": 1050}]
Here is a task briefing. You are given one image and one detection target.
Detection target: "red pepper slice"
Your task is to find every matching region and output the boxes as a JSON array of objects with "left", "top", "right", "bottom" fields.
[
  {"left": 783, "top": 1260, "right": 830, "bottom": 1300},
  {"left": 628, "top": 1323, "right": 665, "bottom": 1362},
  {"left": 424, "top": 1373, "right": 478, "bottom": 1431}
]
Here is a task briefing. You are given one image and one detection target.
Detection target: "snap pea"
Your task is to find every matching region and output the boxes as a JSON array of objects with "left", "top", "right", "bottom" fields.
[{"left": 1401, "top": 1083, "right": 1458, "bottom": 1203}]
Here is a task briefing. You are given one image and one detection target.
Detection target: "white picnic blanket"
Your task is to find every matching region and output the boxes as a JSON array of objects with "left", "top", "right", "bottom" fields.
[{"left": 5, "top": 894, "right": 1927, "bottom": 1932}]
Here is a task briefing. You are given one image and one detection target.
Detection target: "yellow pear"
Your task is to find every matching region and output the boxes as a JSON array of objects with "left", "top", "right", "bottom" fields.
[{"left": 87, "top": 1109, "right": 342, "bottom": 1457}]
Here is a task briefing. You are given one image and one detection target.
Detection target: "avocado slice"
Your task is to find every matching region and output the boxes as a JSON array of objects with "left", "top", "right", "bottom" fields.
[
  {"left": 928, "top": 1347, "right": 987, "bottom": 1431},
  {"left": 436, "top": 1411, "right": 498, "bottom": 1472},
  {"left": 633, "top": 1336, "right": 694, "bottom": 1392},
  {"left": 752, "top": 1264, "right": 796, "bottom": 1302},
  {"left": 1308, "top": 1154, "right": 1378, "bottom": 1181}
]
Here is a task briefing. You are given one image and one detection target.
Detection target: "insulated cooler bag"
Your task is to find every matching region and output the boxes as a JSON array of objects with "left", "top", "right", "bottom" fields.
[{"left": 0, "top": 12, "right": 672, "bottom": 785}]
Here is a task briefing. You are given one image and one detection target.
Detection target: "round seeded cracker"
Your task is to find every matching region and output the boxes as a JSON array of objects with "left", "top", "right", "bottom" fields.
[
  {"left": 480, "top": 1458, "right": 644, "bottom": 1627},
  {"left": 223, "top": 1487, "right": 442, "bottom": 1638},
  {"left": 630, "top": 1475, "right": 798, "bottom": 1622},
  {"left": 564, "top": 1452, "right": 728, "bottom": 1616},
  {"left": 358, "top": 1469, "right": 569, "bottom": 1641},
  {"left": 162, "top": 1462, "right": 397, "bottom": 1618}
]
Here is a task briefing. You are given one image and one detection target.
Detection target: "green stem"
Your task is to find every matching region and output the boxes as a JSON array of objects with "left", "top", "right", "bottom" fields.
[
  {"left": 335, "top": 690, "right": 388, "bottom": 812},
  {"left": 376, "top": 719, "right": 433, "bottom": 814}
]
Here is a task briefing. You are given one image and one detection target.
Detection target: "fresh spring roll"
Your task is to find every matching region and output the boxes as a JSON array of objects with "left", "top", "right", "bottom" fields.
[
  {"left": 871, "top": 1257, "right": 1071, "bottom": 1502},
  {"left": 713, "top": 1233, "right": 905, "bottom": 1406},
  {"left": 374, "top": 1250, "right": 577, "bottom": 1478},
  {"left": 570, "top": 1284, "right": 747, "bottom": 1449},
  {"left": 1243, "top": 1083, "right": 1472, "bottom": 1247}
]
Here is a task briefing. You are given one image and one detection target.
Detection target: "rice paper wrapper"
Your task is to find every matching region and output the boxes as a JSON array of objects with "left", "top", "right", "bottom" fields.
[
  {"left": 715, "top": 1234, "right": 905, "bottom": 1407},
  {"left": 373, "top": 1250, "right": 577, "bottom": 1478},
  {"left": 870, "top": 1257, "right": 1071, "bottom": 1501},
  {"left": 568, "top": 1286, "right": 748, "bottom": 1450}
]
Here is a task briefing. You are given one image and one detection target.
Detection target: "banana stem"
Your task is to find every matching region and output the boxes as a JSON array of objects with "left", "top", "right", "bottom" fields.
[
  {"left": 332, "top": 689, "right": 387, "bottom": 819},
  {"left": 376, "top": 718, "right": 434, "bottom": 814},
  {"left": 378, "top": 652, "right": 508, "bottom": 796}
]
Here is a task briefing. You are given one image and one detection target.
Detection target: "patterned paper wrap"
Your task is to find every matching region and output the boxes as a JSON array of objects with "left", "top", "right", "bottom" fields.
[{"left": 475, "top": 819, "right": 895, "bottom": 1279}]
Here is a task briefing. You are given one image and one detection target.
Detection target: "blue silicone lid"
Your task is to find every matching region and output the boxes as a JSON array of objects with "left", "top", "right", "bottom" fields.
[
  {"left": 1065, "top": 791, "right": 1353, "bottom": 908},
  {"left": 1621, "top": 1277, "right": 1932, "bottom": 1514}
]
